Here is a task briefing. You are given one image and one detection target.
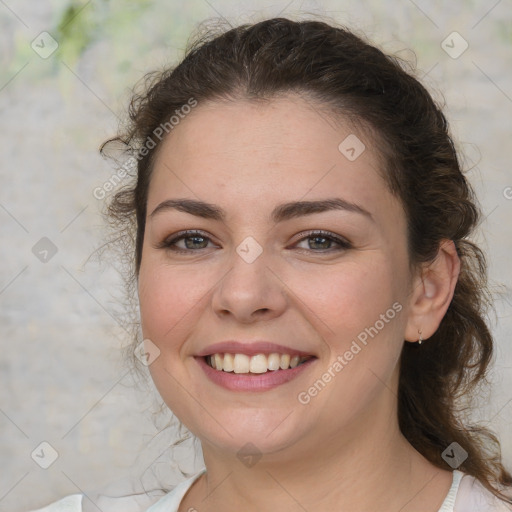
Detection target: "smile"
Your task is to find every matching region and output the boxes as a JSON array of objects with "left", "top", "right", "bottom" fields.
[
  {"left": 196, "top": 353, "right": 317, "bottom": 392},
  {"left": 205, "top": 353, "right": 313, "bottom": 374}
]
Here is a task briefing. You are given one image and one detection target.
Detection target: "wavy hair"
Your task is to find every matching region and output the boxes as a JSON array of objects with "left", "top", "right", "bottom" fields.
[{"left": 100, "top": 16, "right": 512, "bottom": 503}]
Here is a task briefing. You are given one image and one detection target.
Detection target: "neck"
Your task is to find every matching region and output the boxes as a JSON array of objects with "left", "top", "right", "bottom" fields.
[{"left": 182, "top": 375, "right": 453, "bottom": 512}]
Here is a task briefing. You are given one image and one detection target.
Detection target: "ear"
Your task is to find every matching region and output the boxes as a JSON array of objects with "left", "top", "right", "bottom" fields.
[{"left": 404, "top": 239, "right": 461, "bottom": 343}]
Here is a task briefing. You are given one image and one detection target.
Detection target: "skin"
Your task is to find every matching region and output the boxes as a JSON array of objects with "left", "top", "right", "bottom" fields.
[{"left": 137, "top": 94, "right": 460, "bottom": 511}]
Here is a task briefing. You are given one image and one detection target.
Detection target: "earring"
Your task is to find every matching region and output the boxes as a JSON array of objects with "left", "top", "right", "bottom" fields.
[{"left": 418, "top": 330, "right": 423, "bottom": 345}]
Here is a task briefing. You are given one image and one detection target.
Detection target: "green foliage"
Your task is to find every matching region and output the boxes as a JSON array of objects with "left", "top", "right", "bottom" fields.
[
  {"left": 495, "top": 20, "right": 512, "bottom": 44},
  {"left": 56, "top": 1, "right": 99, "bottom": 64},
  {"left": 55, "top": 0, "right": 156, "bottom": 64}
]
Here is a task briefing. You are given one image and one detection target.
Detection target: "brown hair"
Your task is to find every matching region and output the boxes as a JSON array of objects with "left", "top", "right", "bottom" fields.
[{"left": 101, "top": 17, "right": 512, "bottom": 502}]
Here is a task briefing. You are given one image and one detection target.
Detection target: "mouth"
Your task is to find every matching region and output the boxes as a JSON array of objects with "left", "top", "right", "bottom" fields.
[
  {"left": 194, "top": 341, "right": 318, "bottom": 391},
  {"left": 204, "top": 352, "right": 315, "bottom": 374}
]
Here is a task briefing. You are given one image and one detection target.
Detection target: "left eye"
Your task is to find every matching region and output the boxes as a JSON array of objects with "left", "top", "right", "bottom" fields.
[
  {"left": 293, "top": 231, "right": 351, "bottom": 252},
  {"left": 159, "top": 230, "right": 214, "bottom": 251},
  {"left": 158, "top": 230, "right": 351, "bottom": 253}
]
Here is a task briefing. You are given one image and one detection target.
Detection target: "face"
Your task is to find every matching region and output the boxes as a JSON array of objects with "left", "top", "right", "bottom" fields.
[{"left": 138, "top": 94, "right": 415, "bottom": 463}]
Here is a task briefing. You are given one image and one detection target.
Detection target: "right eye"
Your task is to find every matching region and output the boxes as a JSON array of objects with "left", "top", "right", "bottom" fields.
[{"left": 157, "top": 230, "right": 217, "bottom": 253}]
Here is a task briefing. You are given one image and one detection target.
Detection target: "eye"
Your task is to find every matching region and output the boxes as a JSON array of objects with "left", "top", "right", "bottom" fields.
[
  {"left": 157, "top": 230, "right": 217, "bottom": 253},
  {"left": 293, "top": 230, "right": 352, "bottom": 253},
  {"left": 157, "top": 229, "right": 352, "bottom": 254}
]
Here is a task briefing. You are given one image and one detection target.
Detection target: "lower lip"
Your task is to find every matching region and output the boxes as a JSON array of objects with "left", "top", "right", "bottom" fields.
[{"left": 195, "top": 356, "right": 316, "bottom": 392}]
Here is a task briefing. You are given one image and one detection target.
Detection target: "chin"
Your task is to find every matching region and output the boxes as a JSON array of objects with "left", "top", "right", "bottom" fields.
[{"left": 189, "top": 409, "right": 311, "bottom": 459}]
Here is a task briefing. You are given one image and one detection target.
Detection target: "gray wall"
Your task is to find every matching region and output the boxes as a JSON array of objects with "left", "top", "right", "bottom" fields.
[{"left": 1, "top": 0, "right": 511, "bottom": 510}]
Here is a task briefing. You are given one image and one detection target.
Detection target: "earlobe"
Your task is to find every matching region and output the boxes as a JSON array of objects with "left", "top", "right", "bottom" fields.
[{"left": 404, "top": 239, "right": 461, "bottom": 343}]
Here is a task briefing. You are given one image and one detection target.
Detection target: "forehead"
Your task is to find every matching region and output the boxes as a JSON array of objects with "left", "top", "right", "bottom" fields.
[{"left": 148, "top": 95, "right": 399, "bottom": 225}]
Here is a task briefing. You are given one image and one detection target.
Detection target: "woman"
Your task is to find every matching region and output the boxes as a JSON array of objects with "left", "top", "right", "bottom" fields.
[{"left": 32, "top": 16, "right": 512, "bottom": 512}]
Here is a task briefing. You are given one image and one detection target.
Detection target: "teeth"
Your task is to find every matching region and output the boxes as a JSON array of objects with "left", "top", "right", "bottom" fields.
[
  {"left": 223, "top": 353, "right": 234, "bottom": 372},
  {"left": 206, "top": 353, "right": 311, "bottom": 373},
  {"left": 214, "top": 353, "right": 223, "bottom": 371},
  {"left": 233, "top": 354, "right": 250, "bottom": 374},
  {"left": 268, "top": 353, "right": 280, "bottom": 371},
  {"left": 249, "top": 354, "right": 268, "bottom": 373}
]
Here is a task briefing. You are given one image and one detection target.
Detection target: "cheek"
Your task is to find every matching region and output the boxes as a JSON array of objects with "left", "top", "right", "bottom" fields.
[
  {"left": 288, "top": 255, "right": 402, "bottom": 341},
  {"left": 288, "top": 255, "right": 406, "bottom": 401},
  {"left": 137, "top": 261, "right": 211, "bottom": 428},
  {"left": 138, "top": 261, "right": 208, "bottom": 343}
]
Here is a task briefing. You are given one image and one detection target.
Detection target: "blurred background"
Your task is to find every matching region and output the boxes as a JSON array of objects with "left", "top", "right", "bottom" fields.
[{"left": 1, "top": 0, "right": 511, "bottom": 510}]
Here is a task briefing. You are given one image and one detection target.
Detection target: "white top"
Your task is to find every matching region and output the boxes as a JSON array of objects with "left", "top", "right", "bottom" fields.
[{"left": 29, "top": 469, "right": 512, "bottom": 511}]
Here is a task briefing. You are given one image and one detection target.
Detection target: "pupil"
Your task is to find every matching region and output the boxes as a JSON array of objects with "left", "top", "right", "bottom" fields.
[
  {"left": 311, "top": 236, "right": 329, "bottom": 249},
  {"left": 186, "top": 236, "right": 206, "bottom": 249}
]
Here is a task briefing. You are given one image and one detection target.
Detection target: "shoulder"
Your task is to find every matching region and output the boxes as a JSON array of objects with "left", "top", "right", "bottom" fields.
[
  {"left": 26, "top": 478, "right": 166, "bottom": 512},
  {"left": 27, "top": 486, "right": 166, "bottom": 512},
  {"left": 145, "top": 470, "right": 206, "bottom": 511},
  {"left": 28, "top": 494, "right": 83, "bottom": 511},
  {"left": 454, "top": 473, "right": 512, "bottom": 512},
  {"left": 25, "top": 470, "right": 204, "bottom": 512}
]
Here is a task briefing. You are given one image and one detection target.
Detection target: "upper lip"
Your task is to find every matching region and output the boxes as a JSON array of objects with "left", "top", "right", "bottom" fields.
[{"left": 195, "top": 341, "right": 314, "bottom": 358}]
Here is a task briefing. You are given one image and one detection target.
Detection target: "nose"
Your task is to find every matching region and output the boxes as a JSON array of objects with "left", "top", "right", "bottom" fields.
[{"left": 211, "top": 241, "right": 288, "bottom": 324}]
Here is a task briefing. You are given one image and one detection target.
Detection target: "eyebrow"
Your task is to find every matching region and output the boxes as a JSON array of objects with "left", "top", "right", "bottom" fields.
[{"left": 149, "top": 197, "right": 373, "bottom": 223}]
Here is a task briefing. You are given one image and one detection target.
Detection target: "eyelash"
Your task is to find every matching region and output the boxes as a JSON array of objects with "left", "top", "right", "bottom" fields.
[{"left": 157, "top": 229, "right": 352, "bottom": 254}]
